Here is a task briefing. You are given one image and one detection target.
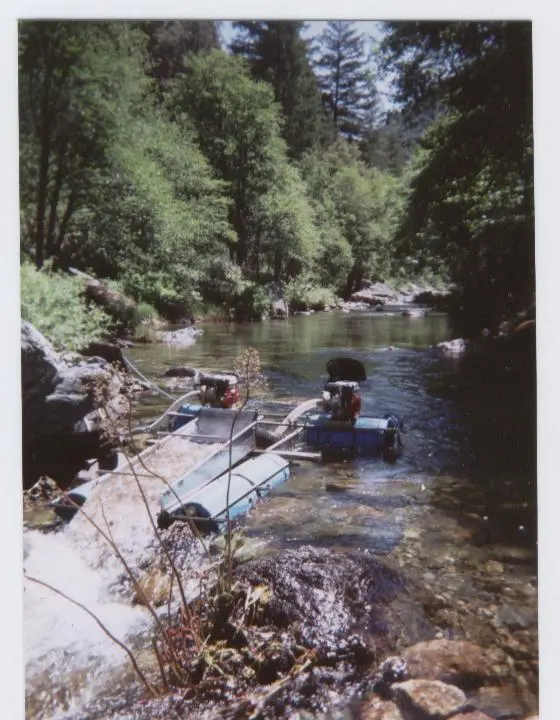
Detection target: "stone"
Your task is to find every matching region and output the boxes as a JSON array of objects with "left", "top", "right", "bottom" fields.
[
  {"left": 158, "top": 326, "right": 199, "bottom": 347},
  {"left": 162, "top": 366, "right": 197, "bottom": 378},
  {"left": 21, "top": 321, "right": 130, "bottom": 488},
  {"left": 451, "top": 713, "right": 495, "bottom": 720},
  {"left": 271, "top": 298, "right": 289, "bottom": 318},
  {"left": 495, "top": 603, "right": 532, "bottom": 630},
  {"left": 392, "top": 679, "right": 467, "bottom": 718},
  {"left": 235, "top": 546, "right": 401, "bottom": 655},
  {"left": 469, "top": 684, "right": 530, "bottom": 719},
  {"left": 402, "top": 638, "right": 509, "bottom": 689},
  {"left": 360, "top": 697, "right": 404, "bottom": 720},
  {"left": 132, "top": 567, "right": 171, "bottom": 608},
  {"left": 435, "top": 338, "right": 468, "bottom": 355},
  {"left": 351, "top": 282, "right": 398, "bottom": 306}
]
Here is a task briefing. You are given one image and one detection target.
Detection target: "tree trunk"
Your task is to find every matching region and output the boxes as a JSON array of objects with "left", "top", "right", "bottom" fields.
[
  {"left": 34, "top": 50, "right": 53, "bottom": 269},
  {"left": 45, "top": 142, "right": 67, "bottom": 257}
]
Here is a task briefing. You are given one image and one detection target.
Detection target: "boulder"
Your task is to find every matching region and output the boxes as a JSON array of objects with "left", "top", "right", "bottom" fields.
[
  {"left": 351, "top": 282, "right": 398, "bottom": 306},
  {"left": 68, "top": 266, "right": 138, "bottom": 334},
  {"left": 391, "top": 679, "right": 468, "bottom": 718},
  {"left": 402, "top": 639, "right": 509, "bottom": 689},
  {"left": 21, "top": 321, "right": 129, "bottom": 488},
  {"left": 235, "top": 545, "right": 402, "bottom": 656},
  {"left": 469, "top": 684, "right": 532, "bottom": 719},
  {"left": 158, "top": 326, "right": 200, "bottom": 347},
  {"left": 80, "top": 340, "right": 127, "bottom": 368},
  {"left": 162, "top": 366, "right": 198, "bottom": 378},
  {"left": 271, "top": 298, "right": 289, "bottom": 318},
  {"left": 360, "top": 697, "right": 404, "bottom": 720}
]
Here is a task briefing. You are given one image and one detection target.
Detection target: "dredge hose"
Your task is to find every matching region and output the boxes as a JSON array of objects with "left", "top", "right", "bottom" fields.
[{"left": 123, "top": 355, "right": 176, "bottom": 400}]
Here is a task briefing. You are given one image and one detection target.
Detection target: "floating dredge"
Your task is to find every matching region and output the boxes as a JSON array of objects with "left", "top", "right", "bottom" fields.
[{"left": 52, "top": 359, "right": 403, "bottom": 532}]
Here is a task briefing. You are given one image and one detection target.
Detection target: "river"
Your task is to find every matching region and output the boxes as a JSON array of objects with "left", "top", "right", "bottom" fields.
[{"left": 24, "top": 309, "right": 538, "bottom": 718}]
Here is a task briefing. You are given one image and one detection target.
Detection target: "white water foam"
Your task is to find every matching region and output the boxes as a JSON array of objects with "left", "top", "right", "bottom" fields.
[{"left": 24, "top": 437, "right": 219, "bottom": 719}]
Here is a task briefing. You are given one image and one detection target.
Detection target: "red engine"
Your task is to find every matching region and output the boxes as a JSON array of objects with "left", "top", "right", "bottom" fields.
[
  {"left": 197, "top": 373, "right": 240, "bottom": 408},
  {"left": 321, "top": 381, "right": 361, "bottom": 423}
]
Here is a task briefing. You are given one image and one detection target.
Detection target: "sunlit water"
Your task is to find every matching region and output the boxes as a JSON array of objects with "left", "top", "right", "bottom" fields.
[{"left": 24, "top": 310, "right": 538, "bottom": 718}]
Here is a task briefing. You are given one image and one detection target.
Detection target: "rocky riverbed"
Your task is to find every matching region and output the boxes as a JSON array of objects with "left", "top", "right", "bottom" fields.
[{"left": 96, "top": 538, "right": 537, "bottom": 720}]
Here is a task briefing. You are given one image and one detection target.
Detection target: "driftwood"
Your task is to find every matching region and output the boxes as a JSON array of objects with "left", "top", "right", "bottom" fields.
[{"left": 68, "top": 267, "right": 138, "bottom": 334}]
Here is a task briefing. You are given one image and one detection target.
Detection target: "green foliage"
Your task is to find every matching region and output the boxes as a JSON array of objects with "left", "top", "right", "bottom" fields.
[
  {"left": 382, "top": 22, "right": 534, "bottom": 332},
  {"left": 20, "top": 262, "right": 113, "bottom": 350},
  {"left": 285, "top": 275, "right": 335, "bottom": 312},
  {"left": 139, "top": 21, "right": 220, "bottom": 89},
  {"left": 300, "top": 139, "right": 406, "bottom": 296},
  {"left": 135, "top": 302, "right": 159, "bottom": 323},
  {"left": 170, "top": 50, "right": 322, "bottom": 283}
]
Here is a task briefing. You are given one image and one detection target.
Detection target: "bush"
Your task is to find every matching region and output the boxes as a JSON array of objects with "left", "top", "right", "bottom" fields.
[
  {"left": 20, "top": 261, "right": 113, "bottom": 350},
  {"left": 135, "top": 302, "right": 160, "bottom": 324},
  {"left": 285, "top": 276, "right": 335, "bottom": 312}
]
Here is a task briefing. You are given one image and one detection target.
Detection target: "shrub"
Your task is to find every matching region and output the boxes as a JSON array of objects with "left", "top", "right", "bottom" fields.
[
  {"left": 20, "top": 261, "right": 113, "bottom": 350},
  {"left": 135, "top": 302, "right": 160, "bottom": 324},
  {"left": 285, "top": 276, "right": 335, "bottom": 312}
]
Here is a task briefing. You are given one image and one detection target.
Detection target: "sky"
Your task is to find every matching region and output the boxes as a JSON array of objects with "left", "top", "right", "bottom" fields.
[{"left": 220, "top": 20, "right": 383, "bottom": 45}]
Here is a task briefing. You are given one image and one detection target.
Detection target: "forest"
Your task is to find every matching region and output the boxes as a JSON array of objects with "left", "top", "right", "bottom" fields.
[{"left": 18, "top": 20, "right": 534, "bottom": 341}]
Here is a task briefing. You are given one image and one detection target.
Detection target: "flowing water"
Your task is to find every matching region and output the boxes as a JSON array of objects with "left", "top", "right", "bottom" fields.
[{"left": 24, "top": 310, "right": 538, "bottom": 718}]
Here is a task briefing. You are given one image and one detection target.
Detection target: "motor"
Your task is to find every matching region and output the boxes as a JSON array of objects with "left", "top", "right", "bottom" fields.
[
  {"left": 197, "top": 373, "right": 240, "bottom": 409},
  {"left": 321, "top": 380, "right": 362, "bottom": 423}
]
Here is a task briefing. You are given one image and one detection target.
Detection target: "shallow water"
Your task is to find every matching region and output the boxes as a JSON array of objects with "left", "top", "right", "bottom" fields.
[{"left": 24, "top": 310, "right": 538, "bottom": 718}]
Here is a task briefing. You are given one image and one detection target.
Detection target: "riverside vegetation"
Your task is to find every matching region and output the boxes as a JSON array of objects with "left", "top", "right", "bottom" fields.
[{"left": 19, "top": 21, "right": 533, "bottom": 341}]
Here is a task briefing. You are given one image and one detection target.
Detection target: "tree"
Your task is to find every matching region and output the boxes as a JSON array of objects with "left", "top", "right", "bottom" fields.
[
  {"left": 314, "top": 21, "right": 377, "bottom": 140},
  {"left": 300, "top": 139, "right": 405, "bottom": 296},
  {"left": 169, "top": 50, "right": 320, "bottom": 281},
  {"left": 19, "top": 21, "right": 232, "bottom": 318},
  {"left": 18, "top": 22, "right": 148, "bottom": 268},
  {"left": 231, "top": 21, "right": 330, "bottom": 158},
  {"left": 382, "top": 22, "right": 534, "bottom": 332},
  {"left": 140, "top": 21, "right": 220, "bottom": 89}
]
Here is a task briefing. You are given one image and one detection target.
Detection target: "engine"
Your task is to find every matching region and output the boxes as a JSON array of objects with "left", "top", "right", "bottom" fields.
[
  {"left": 196, "top": 373, "right": 240, "bottom": 409},
  {"left": 321, "top": 380, "right": 361, "bottom": 423}
]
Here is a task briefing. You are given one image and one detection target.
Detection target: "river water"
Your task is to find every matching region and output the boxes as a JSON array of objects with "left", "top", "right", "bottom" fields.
[{"left": 24, "top": 310, "right": 538, "bottom": 718}]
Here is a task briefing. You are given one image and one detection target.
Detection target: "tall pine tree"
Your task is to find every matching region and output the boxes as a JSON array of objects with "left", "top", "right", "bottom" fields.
[
  {"left": 314, "top": 21, "right": 376, "bottom": 140},
  {"left": 231, "top": 21, "right": 330, "bottom": 158}
]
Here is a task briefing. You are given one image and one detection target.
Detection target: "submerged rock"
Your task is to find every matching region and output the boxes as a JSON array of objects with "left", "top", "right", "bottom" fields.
[{"left": 402, "top": 638, "right": 509, "bottom": 690}]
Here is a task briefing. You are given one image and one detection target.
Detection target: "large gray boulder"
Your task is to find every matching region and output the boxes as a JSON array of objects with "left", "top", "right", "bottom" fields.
[{"left": 21, "top": 321, "right": 129, "bottom": 488}]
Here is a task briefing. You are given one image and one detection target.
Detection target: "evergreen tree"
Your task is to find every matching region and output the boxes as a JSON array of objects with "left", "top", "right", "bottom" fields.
[
  {"left": 140, "top": 21, "right": 220, "bottom": 88},
  {"left": 231, "top": 21, "right": 330, "bottom": 158},
  {"left": 314, "top": 21, "right": 376, "bottom": 140}
]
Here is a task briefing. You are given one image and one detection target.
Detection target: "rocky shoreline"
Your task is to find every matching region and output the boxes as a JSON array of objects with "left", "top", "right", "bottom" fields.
[{"left": 99, "top": 543, "right": 537, "bottom": 720}]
